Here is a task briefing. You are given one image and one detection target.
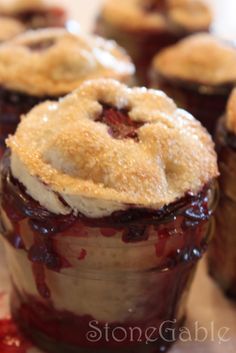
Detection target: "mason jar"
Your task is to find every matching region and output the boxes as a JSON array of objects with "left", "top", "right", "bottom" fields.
[
  {"left": 150, "top": 34, "right": 236, "bottom": 134},
  {"left": 0, "top": 152, "right": 215, "bottom": 353},
  {"left": 150, "top": 72, "right": 232, "bottom": 134},
  {"left": 0, "top": 79, "right": 218, "bottom": 353},
  {"left": 208, "top": 115, "right": 236, "bottom": 299}
]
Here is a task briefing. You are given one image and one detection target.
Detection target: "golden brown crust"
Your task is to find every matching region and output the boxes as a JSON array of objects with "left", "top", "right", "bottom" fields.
[
  {"left": 226, "top": 89, "right": 236, "bottom": 135},
  {"left": 7, "top": 79, "right": 218, "bottom": 214},
  {"left": 153, "top": 34, "right": 236, "bottom": 86},
  {"left": 0, "top": 16, "right": 25, "bottom": 41},
  {"left": 100, "top": 0, "right": 212, "bottom": 33},
  {"left": 0, "top": 0, "right": 49, "bottom": 15},
  {"left": 0, "top": 28, "right": 135, "bottom": 96}
]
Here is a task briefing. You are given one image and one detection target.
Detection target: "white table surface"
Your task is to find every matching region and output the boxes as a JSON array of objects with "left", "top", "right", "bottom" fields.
[{"left": 1, "top": 1, "right": 236, "bottom": 352}]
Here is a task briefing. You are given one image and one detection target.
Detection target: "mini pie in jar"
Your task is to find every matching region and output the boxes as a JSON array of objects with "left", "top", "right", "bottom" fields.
[
  {"left": 96, "top": 0, "right": 212, "bottom": 85},
  {"left": 0, "top": 0, "right": 67, "bottom": 29},
  {"left": 208, "top": 89, "right": 236, "bottom": 299},
  {"left": 0, "top": 28, "right": 134, "bottom": 156},
  {"left": 0, "top": 79, "right": 218, "bottom": 353},
  {"left": 151, "top": 34, "right": 236, "bottom": 134}
]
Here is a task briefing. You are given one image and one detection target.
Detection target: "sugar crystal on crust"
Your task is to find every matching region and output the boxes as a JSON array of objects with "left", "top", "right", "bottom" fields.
[
  {"left": 7, "top": 79, "right": 218, "bottom": 217},
  {"left": 101, "top": 0, "right": 212, "bottom": 32},
  {"left": 0, "top": 16, "right": 25, "bottom": 41},
  {"left": 0, "top": 28, "right": 134, "bottom": 96},
  {"left": 153, "top": 34, "right": 236, "bottom": 86}
]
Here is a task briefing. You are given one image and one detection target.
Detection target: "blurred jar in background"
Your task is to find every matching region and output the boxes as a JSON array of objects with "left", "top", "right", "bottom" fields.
[
  {"left": 0, "top": 28, "right": 134, "bottom": 156},
  {"left": 96, "top": 0, "right": 212, "bottom": 85},
  {"left": 150, "top": 34, "right": 236, "bottom": 134},
  {"left": 208, "top": 89, "right": 236, "bottom": 299},
  {"left": 0, "top": 0, "right": 67, "bottom": 29}
]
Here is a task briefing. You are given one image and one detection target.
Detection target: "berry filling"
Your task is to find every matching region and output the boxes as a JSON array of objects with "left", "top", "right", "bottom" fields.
[
  {"left": 96, "top": 104, "right": 144, "bottom": 142},
  {"left": 142, "top": 0, "right": 167, "bottom": 13},
  {"left": 1, "top": 153, "right": 211, "bottom": 300},
  {"left": 26, "top": 38, "right": 56, "bottom": 52},
  {"left": 225, "top": 131, "right": 236, "bottom": 149},
  {"left": 207, "top": 117, "right": 236, "bottom": 299},
  {"left": 13, "top": 8, "right": 66, "bottom": 29},
  {"left": 218, "top": 119, "right": 236, "bottom": 150},
  {"left": 154, "top": 74, "right": 233, "bottom": 134},
  {"left": 11, "top": 287, "right": 187, "bottom": 351},
  {"left": 0, "top": 153, "right": 213, "bottom": 352},
  {"left": 0, "top": 318, "right": 32, "bottom": 353}
]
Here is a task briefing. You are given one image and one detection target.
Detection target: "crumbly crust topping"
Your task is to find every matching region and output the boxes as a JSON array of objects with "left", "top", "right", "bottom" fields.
[
  {"left": 100, "top": 0, "right": 212, "bottom": 33},
  {"left": 153, "top": 34, "right": 236, "bottom": 86},
  {"left": 226, "top": 89, "right": 236, "bottom": 135},
  {"left": 0, "top": 16, "right": 25, "bottom": 41},
  {"left": 0, "top": 28, "right": 134, "bottom": 96},
  {"left": 7, "top": 79, "right": 218, "bottom": 216}
]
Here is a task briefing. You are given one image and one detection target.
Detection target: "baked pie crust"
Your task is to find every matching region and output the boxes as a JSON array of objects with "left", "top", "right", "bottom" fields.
[
  {"left": 101, "top": 0, "right": 212, "bottom": 33},
  {"left": 0, "top": 16, "right": 25, "bottom": 41},
  {"left": 0, "top": 28, "right": 134, "bottom": 96},
  {"left": 8, "top": 79, "right": 218, "bottom": 217},
  {"left": 153, "top": 34, "right": 236, "bottom": 86}
]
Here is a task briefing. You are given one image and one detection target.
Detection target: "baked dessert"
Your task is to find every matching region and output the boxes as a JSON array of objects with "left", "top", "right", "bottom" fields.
[
  {"left": 208, "top": 89, "right": 236, "bottom": 299},
  {"left": 0, "top": 0, "right": 67, "bottom": 29},
  {"left": 96, "top": 0, "right": 212, "bottom": 85},
  {"left": 0, "top": 28, "right": 134, "bottom": 156},
  {"left": 0, "top": 16, "right": 25, "bottom": 42},
  {"left": 0, "top": 79, "right": 218, "bottom": 353},
  {"left": 151, "top": 34, "right": 236, "bottom": 134}
]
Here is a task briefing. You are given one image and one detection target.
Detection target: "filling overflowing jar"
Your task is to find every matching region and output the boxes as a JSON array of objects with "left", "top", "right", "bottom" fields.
[
  {"left": 151, "top": 34, "right": 236, "bottom": 134},
  {"left": 96, "top": 0, "right": 212, "bottom": 85},
  {"left": 208, "top": 89, "right": 236, "bottom": 299},
  {"left": 0, "top": 28, "right": 134, "bottom": 156},
  {"left": 0, "top": 0, "right": 67, "bottom": 29},
  {"left": 0, "top": 79, "right": 218, "bottom": 353}
]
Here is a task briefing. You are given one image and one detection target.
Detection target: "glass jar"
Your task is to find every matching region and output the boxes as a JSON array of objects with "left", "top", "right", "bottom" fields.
[
  {"left": 96, "top": 18, "right": 180, "bottom": 86},
  {"left": 150, "top": 72, "right": 233, "bottom": 134},
  {"left": 95, "top": 0, "right": 211, "bottom": 86},
  {"left": 0, "top": 153, "right": 214, "bottom": 353},
  {"left": 208, "top": 117, "right": 236, "bottom": 299}
]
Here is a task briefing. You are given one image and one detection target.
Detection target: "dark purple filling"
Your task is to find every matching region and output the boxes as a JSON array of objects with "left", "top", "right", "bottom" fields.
[
  {"left": 1, "top": 152, "right": 210, "bottom": 234},
  {"left": 225, "top": 131, "right": 236, "bottom": 149},
  {"left": 0, "top": 317, "right": 32, "bottom": 353},
  {"left": 153, "top": 72, "right": 234, "bottom": 134},
  {"left": 142, "top": 0, "right": 167, "bottom": 13},
  {"left": 7, "top": 7, "right": 67, "bottom": 29},
  {"left": 1, "top": 152, "right": 211, "bottom": 299},
  {"left": 207, "top": 116, "right": 236, "bottom": 299},
  {"left": 155, "top": 74, "right": 235, "bottom": 95},
  {"left": 26, "top": 38, "right": 56, "bottom": 52},
  {"left": 217, "top": 117, "right": 236, "bottom": 150},
  {"left": 0, "top": 151, "right": 213, "bottom": 352},
  {"left": 96, "top": 104, "right": 144, "bottom": 142},
  {"left": 11, "top": 287, "right": 187, "bottom": 352}
]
